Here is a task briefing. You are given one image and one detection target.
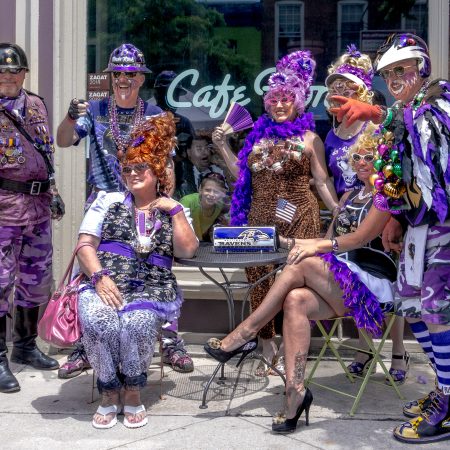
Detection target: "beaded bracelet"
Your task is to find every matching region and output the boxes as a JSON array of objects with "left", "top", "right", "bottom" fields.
[
  {"left": 90, "top": 269, "right": 111, "bottom": 286},
  {"left": 382, "top": 107, "right": 393, "bottom": 128}
]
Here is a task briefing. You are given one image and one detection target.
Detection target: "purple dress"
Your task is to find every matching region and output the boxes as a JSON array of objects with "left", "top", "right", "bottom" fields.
[{"left": 324, "top": 129, "right": 363, "bottom": 198}]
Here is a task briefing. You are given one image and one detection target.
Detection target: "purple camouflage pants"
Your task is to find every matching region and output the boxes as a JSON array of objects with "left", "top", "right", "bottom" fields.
[{"left": 0, "top": 219, "right": 53, "bottom": 317}]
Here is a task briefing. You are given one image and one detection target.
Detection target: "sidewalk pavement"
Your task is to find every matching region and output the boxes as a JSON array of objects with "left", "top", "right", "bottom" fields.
[{"left": 1, "top": 344, "right": 446, "bottom": 450}]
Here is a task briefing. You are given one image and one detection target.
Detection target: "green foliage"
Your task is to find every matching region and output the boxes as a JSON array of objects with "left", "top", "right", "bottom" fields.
[{"left": 90, "top": 0, "right": 257, "bottom": 85}]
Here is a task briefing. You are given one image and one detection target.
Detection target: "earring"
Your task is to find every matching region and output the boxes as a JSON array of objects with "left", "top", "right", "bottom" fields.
[{"left": 156, "top": 180, "right": 160, "bottom": 192}]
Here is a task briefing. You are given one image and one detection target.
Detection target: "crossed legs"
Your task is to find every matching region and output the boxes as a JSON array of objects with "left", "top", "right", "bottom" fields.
[{"left": 219, "top": 256, "right": 346, "bottom": 419}]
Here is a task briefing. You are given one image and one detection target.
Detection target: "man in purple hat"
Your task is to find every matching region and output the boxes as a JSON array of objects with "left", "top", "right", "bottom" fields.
[
  {"left": 56, "top": 44, "right": 195, "bottom": 376},
  {"left": 0, "top": 43, "right": 61, "bottom": 393},
  {"left": 331, "top": 33, "right": 450, "bottom": 444}
]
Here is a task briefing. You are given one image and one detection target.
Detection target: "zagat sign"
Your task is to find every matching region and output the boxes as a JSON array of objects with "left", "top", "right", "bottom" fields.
[{"left": 166, "top": 68, "right": 328, "bottom": 119}]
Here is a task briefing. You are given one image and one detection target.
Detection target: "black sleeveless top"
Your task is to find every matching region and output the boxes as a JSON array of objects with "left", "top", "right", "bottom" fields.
[{"left": 333, "top": 189, "right": 397, "bottom": 282}]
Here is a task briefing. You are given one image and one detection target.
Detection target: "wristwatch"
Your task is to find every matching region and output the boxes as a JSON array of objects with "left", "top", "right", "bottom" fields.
[
  {"left": 169, "top": 204, "right": 183, "bottom": 217},
  {"left": 331, "top": 238, "right": 339, "bottom": 253}
]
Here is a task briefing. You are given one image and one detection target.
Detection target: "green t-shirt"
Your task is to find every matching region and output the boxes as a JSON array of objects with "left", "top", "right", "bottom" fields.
[{"left": 180, "top": 193, "right": 226, "bottom": 241}]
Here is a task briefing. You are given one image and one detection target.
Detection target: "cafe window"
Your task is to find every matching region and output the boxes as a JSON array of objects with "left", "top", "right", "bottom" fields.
[
  {"left": 275, "top": 1, "right": 304, "bottom": 60},
  {"left": 402, "top": 0, "right": 428, "bottom": 38},
  {"left": 337, "top": 0, "right": 368, "bottom": 54}
]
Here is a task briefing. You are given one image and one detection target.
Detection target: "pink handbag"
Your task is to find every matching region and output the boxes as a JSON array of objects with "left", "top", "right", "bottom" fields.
[{"left": 38, "top": 243, "right": 91, "bottom": 348}]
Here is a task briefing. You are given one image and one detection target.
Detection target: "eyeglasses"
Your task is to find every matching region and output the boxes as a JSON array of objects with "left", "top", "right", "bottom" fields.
[
  {"left": 122, "top": 163, "right": 150, "bottom": 174},
  {"left": 112, "top": 71, "right": 138, "bottom": 79},
  {"left": 265, "top": 93, "right": 296, "bottom": 105},
  {"left": 0, "top": 68, "right": 24, "bottom": 74},
  {"left": 379, "top": 64, "right": 417, "bottom": 80},
  {"left": 327, "top": 79, "right": 358, "bottom": 97},
  {"left": 351, "top": 153, "right": 375, "bottom": 163}
]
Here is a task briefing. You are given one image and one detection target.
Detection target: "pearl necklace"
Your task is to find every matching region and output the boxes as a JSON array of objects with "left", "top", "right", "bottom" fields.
[
  {"left": 108, "top": 95, "right": 145, "bottom": 158},
  {"left": 357, "top": 188, "right": 372, "bottom": 201}
]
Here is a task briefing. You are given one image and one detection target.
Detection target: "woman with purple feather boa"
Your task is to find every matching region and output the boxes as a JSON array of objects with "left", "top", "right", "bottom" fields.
[{"left": 214, "top": 50, "right": 339, "bottom": 376}]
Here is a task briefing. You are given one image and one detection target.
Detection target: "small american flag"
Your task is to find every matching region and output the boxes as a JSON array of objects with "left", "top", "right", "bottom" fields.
[{"left": 275, "top": 198, "right": 297, "bottom": 223}]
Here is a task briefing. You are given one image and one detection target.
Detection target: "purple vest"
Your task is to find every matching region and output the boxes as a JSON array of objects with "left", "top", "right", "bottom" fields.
[{"left": 0, "top": 91, "right": 53, "bottom": 226}]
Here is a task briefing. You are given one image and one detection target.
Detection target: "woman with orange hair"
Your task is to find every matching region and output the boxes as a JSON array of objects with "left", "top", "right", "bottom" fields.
[{"left": 75, "top": 112, "right": 198, "bottom": 429}]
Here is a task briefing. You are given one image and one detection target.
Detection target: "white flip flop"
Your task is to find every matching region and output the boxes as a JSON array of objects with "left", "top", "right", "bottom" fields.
[
  {"left": 123, "top": 404, "right": 148, "bottom": 429},
  {"left": 92, "top": 404, "right": 119, "bottom": 429}
]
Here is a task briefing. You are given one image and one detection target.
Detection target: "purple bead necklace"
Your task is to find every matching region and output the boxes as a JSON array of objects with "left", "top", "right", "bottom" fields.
[{"left": 108, "top": 95, "right": 145, "bottom": 158}]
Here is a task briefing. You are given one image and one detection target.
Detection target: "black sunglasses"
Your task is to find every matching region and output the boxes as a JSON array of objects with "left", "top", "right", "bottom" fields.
[
  {"left": 0, "top": 68, "right": 24, "bottom": 74},
  {"left": 112, "top": 71, "right": 138, "bottom": 79},
  {"left": 122, "top": 163, "right": 150, "bottom": 174}
]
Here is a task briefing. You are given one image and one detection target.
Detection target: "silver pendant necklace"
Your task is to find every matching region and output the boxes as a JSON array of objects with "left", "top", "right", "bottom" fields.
[{"left": 357, "top": 188, "right": 372, "bottom": 201}]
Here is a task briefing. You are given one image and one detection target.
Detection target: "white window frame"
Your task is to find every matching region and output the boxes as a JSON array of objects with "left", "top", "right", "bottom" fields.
[
  {"left": 275, "top": 1, "right": 304, "bottom": 61},
  {"left": 337, "top": 0, "right": 368, "bottom": 53}
]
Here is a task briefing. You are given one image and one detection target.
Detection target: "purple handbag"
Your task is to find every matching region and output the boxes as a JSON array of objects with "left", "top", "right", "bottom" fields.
[{"left": 38, "top": 243, "right": 90, "bottom": 348}]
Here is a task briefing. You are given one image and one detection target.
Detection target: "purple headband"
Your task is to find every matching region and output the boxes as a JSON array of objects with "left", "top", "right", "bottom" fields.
[{"left": 328, "top": 44, "right": 373, "bottom": 89}]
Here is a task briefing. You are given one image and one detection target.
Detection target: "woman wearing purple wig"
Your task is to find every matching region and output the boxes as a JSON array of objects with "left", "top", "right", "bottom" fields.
[{"left": 213, "top": 51, "right": 338, "bottom": 375}]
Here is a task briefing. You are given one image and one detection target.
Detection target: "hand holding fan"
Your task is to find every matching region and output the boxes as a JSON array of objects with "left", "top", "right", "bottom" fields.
[{"left": 221, "top": 102, "right": 253, "bottom": 135}]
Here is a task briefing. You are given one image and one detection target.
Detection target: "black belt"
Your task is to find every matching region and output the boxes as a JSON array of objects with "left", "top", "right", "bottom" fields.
[{"left": 0, "top": 176, "right": 50, "bottom": 195}]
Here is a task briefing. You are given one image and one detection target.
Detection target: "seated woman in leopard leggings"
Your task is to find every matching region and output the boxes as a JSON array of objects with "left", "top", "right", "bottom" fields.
[{"left": 75, "top": 113, "right": 198, "bottom": 429}]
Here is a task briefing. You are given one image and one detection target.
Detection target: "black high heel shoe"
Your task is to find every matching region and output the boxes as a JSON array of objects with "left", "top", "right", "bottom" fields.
[
  {"left": 272, "top": 388, "right": 313, "bottom": 434},
  {"left": 204, "top": 337, "right": 258, "bottom": 367}
]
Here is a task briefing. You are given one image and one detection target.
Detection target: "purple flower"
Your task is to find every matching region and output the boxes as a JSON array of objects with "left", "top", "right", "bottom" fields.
[{"left": 346, "top": 44, "right": 361, "bottom": 58}]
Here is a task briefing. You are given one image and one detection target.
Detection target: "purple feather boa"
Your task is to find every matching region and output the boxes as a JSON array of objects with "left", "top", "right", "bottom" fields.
[
  {"left": 230, "top": 113, "right": 315, "bottom": 225},
  {"left": 319, "top": 252, "right": 384, "bottom": 337}
]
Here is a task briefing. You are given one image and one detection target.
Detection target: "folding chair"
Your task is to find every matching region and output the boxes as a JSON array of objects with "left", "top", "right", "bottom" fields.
[{"left": 305, "top": 313, "right": 404, "bottom": 416}]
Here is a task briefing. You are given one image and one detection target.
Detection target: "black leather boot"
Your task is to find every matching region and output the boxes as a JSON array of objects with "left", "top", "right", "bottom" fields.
[
  {"left": 10, "top": 306, "right": 59, "bottom": 370},
  {"left": 0, "top": 315, "right": 20, "bottom": 392}
]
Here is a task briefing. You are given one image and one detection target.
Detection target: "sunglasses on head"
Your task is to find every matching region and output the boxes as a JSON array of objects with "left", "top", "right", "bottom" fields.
[
  {"left": 379, "top": 64, "right": 417, "bottom": 80},
  {"left": 112, "top": 71, "right": 138, "bottom": 79},
  {"left": 352, "top": 153, "right": 375, "bottom": 163},
  {"left": 122, "top": 163, "right": 150, "bottom": 174},
  {"left": 0, "top": 68, "right": 24, "bottom": 74}
]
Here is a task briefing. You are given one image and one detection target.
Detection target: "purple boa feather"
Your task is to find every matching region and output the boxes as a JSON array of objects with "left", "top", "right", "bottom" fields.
[
  {"left": 230, "top": 113, "right": 315, "bottom": 225},
  {"left": 320, "top": 253, "right": 384, "bottom": 337}
]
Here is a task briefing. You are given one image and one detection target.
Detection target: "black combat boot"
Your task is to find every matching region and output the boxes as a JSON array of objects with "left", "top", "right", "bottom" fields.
[
  {"left": 10, "top": 306, "right": 59, "bottom": 370},
  {"left": 0, "top": 315, "right": 20, "bottom": 392}
]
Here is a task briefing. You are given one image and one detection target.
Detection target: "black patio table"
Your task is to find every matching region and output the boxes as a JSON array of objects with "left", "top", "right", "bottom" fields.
[{"left": 175, "top": 242, "right": 288, "bottom": 408}]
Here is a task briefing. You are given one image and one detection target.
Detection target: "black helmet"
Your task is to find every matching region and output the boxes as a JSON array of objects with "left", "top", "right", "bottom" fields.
[
  {"left": 154, "top": 70, "right": 187, "bottom": 93},
  {"left": 0, "top": 43, "right": 29, "bottom": 71}
]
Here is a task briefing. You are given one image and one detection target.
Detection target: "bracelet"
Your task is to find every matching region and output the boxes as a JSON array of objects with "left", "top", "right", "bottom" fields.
[
  {"left": 169, "top": 204, "right": 183, "bottom": 217},
  {"left": 287, "top": 238, "right": 295, "bottom": 251},
  {"left": 330, "top": 238, "right": 339, "bottom": 253},
  {"left": 90, "top": 269, "right": 111, "bottom": 286},
  {"left": 382, "top": 107, "right": 393, "bottom": 128},
  {"left": 332, "top": 205, "right": 340, "bottom": 216}
]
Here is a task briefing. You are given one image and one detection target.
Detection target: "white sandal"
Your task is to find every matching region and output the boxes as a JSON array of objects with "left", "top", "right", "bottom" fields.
[
  {"left": 92, "top": 404, "right": 119, "bottom": 429},
  {"left": 123, "top": 404, "right": 148, "bottom": 429}
]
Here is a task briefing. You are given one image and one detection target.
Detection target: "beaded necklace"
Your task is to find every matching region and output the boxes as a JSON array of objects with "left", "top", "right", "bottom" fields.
[
  {"left": 356, "top": 188, "right": 372, "bottom": 201},
  {"left": 108, "top": 95, "right": 145, "bottom": 158},
  {"left": 408, "top": 80, "right": 430, "bottom": 111}
]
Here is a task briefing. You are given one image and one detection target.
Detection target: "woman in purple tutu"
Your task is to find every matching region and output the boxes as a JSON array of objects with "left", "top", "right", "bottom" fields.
[{"left": 204, "top": 124, "right": 398, "bottom": 433}]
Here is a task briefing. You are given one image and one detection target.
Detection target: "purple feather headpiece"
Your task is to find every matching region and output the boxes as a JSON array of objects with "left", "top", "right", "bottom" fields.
[{"left": 264, "top": 50, "right": 316, "bottom": 115}]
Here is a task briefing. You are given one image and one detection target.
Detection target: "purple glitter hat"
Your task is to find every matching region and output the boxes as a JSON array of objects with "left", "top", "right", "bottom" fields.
[
  {"left": 325, "top": 44, "right": 373, "bottom": 89},
  {"left": 264, "top": 50, "right": 316, "bottom": 114},
  {"left": 104, "top": 43, "right": 151, "bottom": 73}
]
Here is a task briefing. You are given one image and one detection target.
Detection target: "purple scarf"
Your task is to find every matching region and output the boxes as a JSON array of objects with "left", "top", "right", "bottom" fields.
[{"left": 230, "top": 113, "right": 315, "bottom": 225}]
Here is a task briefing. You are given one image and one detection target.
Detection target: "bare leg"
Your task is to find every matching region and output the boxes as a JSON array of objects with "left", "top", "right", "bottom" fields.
[
  {"left": 123, "top": 388, "right": 146, "bottom": 424},
  {"left": 92, "top": 390, "right": 120, "bottom": 426},
  {"left": 282, "top": 287, "right": 343, "bottom": 419},
  {"left": 220, "top": 257, "right": 345, "bottom": 352}
]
